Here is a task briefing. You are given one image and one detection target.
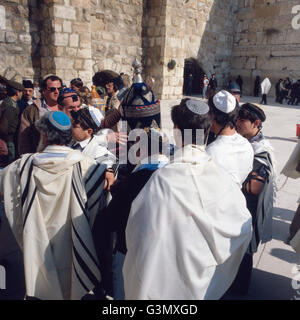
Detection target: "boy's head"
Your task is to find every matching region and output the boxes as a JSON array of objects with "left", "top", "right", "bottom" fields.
[
  {"left": 71, "top": 107, "right": 104, "bottom": 142},
  {"left": 237, "top": 103, "right": 266, "bottom": 139},
  {"left": 171, "top": 98, "right": 212, "bottom": 147}
]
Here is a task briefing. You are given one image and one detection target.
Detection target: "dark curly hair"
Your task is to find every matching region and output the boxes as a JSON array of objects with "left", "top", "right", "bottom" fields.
[{"left": 171, "top": 98, "right": 212, "bottom": 145}]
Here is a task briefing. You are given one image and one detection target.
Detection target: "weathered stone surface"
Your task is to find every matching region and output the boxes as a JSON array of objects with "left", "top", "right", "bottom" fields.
[
  {"left": 0, "top": 0, "right": 298, "bottom": 99},
  {"left": 231, "top": 0, "right": 300, "bottom": 96}
]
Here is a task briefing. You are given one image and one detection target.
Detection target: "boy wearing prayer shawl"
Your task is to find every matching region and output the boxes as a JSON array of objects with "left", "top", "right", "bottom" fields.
[
  {"left": 206, "top": 90, "right": 254, "bottom": 187},
  {"left": 123, "top": 99, "right": 252, "bottom": 300},
  {"left": 70, "top": 106, "right": 118, "bottom": 193},
  {"left": 0, "top": 111, "right": 106, "bottom": 300},
  {"left": 229, "top": 103, "right": 276, "bottom": 295}
]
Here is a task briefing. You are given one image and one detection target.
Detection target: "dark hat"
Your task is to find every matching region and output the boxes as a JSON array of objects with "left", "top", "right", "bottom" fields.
[
  {"left": 92, "top": 70, "right": 120, "bottom": 88},
  {"left": 240, "top": 103, "right": 266, "bottom": 122},
  {"left": 22, "top": 79, "right": 34, "bottom": 89},
  {"left": 6, "top": 79, "right": 24, "bottom": 91},
  {"left": 228, "top": 81, "right": 241, "bottom": 94}
]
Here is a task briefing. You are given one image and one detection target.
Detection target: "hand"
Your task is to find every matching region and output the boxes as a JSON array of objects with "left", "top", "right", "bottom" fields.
[{"left": 103, "top": 171, "right": 115, "bottom": 191}]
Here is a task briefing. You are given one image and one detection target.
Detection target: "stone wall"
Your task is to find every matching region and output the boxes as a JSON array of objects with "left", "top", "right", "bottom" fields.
[
  {"left": 0, "top": 0, "right": 41, "bottom": 82},
  {"left": 161, "top": 0, "right": 238, "bottom": 99},
  {"left": 231, "top": 0, "right": 300, "bottom": 96},
  {"left": 142, "top": 0, "right": 238, "bottom": 100},
  {"left": 90, "top": 0, "right": 143, "bottom": 76},
  {"left": 47, "top": 0, "right": 93, "bottom": 86},
  {"left": 0, "top": 0, "right": 299, "bottom": 99}
]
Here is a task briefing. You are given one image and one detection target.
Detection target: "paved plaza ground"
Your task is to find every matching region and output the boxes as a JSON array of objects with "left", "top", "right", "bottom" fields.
[{"left": 1, "top": 95, "right": 300, "bottom": 300}]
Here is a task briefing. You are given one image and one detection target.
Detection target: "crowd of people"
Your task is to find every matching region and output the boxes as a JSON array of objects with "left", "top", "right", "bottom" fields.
[
  {"left": 0, "top": 62, "right": 297, "bottom": 301},
  {"left": 197, "top": 74, "right": 300, "bottom": 107}
]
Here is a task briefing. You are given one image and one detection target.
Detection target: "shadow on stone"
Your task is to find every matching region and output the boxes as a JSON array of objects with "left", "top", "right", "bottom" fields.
[
  {"left": 222, "top": 268, "right": 295, "bottom": 300},
  {"left": 270, "top": 248, "right": 299, "bottom": 264}
]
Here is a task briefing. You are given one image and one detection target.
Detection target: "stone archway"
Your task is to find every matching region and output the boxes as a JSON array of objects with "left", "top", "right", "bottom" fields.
[{"left": 183, "top": 58, "right": 206, "bottom": 95}]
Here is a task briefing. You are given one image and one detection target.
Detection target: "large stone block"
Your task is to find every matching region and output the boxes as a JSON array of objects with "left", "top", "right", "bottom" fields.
[
  {"left": 54, "top": 5, "right": 76, "bottom": 20},
  {"left": 54, "top": 33, "right": 68, "bottom": 46},
  {"left": 69, "top": 34, "right": 79, "bottom": 47},
  {"left": 5, "top": 32, "right": 17, "bottom": 43}
]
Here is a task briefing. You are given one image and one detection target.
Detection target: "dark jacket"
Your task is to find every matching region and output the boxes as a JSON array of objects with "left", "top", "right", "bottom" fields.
[
  {"left": 18, "top": 100, "right": 41, "bottom": 155},
  {"left": 0, "top": 97, "right": 20, "bottom": 143}
]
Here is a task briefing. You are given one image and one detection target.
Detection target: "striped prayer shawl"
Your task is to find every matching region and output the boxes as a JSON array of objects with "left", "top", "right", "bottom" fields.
[
  {"left": 16, "top": 153, "right": 103, "bottom": 299},
  {"left": 247, "top": 151, "right": 275, "bottom": 254}
]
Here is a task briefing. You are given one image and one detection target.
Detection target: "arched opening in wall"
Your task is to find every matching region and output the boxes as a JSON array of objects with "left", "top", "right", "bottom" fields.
[{"left": 183, "top": 58, "right": 205, "bottom": 96}]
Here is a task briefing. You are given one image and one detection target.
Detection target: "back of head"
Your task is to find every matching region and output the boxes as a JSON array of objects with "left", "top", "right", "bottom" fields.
[
  {"left": 208, "top": 90, "right": 239, "bottom": 129},
  {"left": 36, "top": 111, "right": 72, "bottom": 146},
  {"left": 171, "top": 98, "right": 212, "bottom": 145}
]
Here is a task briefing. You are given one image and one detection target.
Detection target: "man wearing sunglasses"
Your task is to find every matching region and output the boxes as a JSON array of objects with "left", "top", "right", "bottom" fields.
[{"left": 18, "top": 75, "right": 63, "bottom": 155}]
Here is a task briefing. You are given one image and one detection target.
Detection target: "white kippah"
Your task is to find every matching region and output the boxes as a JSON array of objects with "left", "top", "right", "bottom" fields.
[
  {"left": 88, "top": 106, "right": 104, "bottom": 127},
  {"left": 213, "top": 90, "right": 237, "bottom": 114},
  {"left": 186, "top": 100, "right": 209, "bottom": 115}
]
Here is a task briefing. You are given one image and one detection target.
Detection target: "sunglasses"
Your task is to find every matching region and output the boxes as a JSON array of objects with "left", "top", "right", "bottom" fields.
[{"left": 47, "top": 87, "right": 62, "bottom": 92}]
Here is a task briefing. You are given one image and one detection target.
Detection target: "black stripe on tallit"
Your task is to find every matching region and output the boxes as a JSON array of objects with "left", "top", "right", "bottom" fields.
[
  {"left": 21, "top": 161, "right": 34, "bottom": 207},
  {"left": 85, "top": 163, "right": 101, "bottom": 184},
  {"left": 72, "top": 262, "right": 90, "bottom": 292},
  {"left": 73, "top": 245, "right": 99, "bottom": 287},
  {"left": 89, "top": 193, "right": 104, "bottom": 211},
  {"left": 71, "top": 221, "right": 100, "bottom": 269},
  {"left": 20, "top": 155, "right": 32, "bottom": 179},
  {"left": 72, "top": 180, "right": 89, "bottom": 222},
  {"left": 23, "top": 187, "right": 37, "bottom": 228},
  {"left": 87, "top": 171, "right": 106, "bottom": 199}
]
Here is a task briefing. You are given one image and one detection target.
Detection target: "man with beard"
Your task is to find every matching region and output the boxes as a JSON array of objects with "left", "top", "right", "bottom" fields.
[{"left": 18, "top": 80, "right": 36, "bottom": 113}]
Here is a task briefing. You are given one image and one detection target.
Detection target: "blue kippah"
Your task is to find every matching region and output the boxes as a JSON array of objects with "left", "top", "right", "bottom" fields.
[
  {"left": 48, "top": 111, "right": 71, "bottom": 131},
  {"left": 59, "top": 87, "right": 77, "bottom": 95}
]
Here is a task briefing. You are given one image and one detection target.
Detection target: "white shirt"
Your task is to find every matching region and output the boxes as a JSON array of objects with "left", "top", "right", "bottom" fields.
[{"left": 206, "top": 132, "right": 254, "bottom": 188}]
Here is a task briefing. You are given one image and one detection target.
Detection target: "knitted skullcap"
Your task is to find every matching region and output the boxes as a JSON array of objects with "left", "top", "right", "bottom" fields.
[{"left": 48, "top": 111, "right": 71, "bottom": 131}]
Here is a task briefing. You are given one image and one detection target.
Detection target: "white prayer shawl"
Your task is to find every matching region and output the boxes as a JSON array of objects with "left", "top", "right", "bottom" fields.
[
  {"left": 206, "top": 132, "right": 254, "bottom": 188},
  {"left": 0, "top": 146, "right": 103, "bottom": 300},
  {"left": 80, "top": 136, "right": 116, "bottom": 169},
  {"left": 123, "top": 145, "right": 252, "bottom": 300},
  {"left": 261, "top": 78, "right": 271, "bottom": 95}
]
